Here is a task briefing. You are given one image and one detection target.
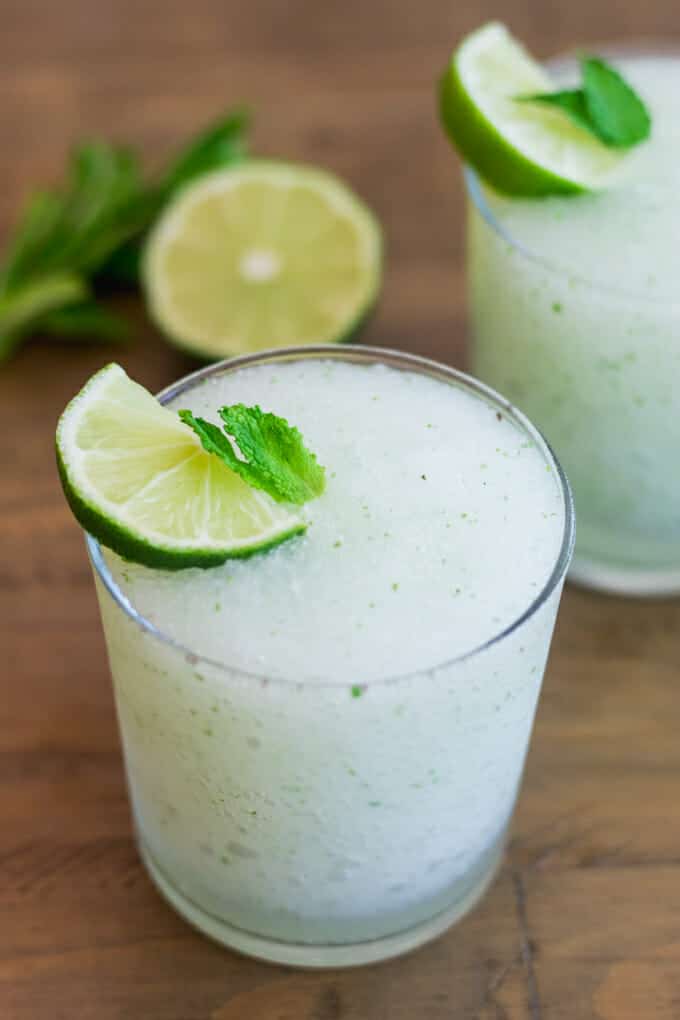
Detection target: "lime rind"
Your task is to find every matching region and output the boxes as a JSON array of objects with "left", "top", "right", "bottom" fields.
[
  {"left": 439, "top": 22, "right": 625, "bottom": 196},
  {"left": 56, "top": 363, "right": 306, "bottom": 569},
  {"left": 143, "top": 160, "right": 383, "bottom": 360}
]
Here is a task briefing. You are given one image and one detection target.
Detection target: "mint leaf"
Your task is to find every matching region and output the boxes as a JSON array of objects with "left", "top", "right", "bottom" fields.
[
  {"left": 0, "top": 142, "right": 148, "bottom": 354},
  {"left": 179, "top": 405, "right": 326, "bottom": 505},
  {"left": 516, "top": 89, "right": 593, "bottom": 135},
  {"left": 581, "top": 56, "right": 651, "bottom": 148},
  {"left": 517, "top": 56, "right": 651, "bottom": 150},
  {"left": 50, "top": 143, "right": 148, "bottom": 274},
  {"left": 98, "top": 110, "right": 249, "bottom": 287},
  {"left": 0, "top": 273, "right": 89, "bottom": 362},
  {"left": 36, "top": 301, "right": 131, "bottom": 342},
  {"left": 158, "top": 109, "right": 249, "bottom": 199},
  {"left": 3, "top": 143, "right": 149, "bottom": 282},
  {"left": 220, "top": 405, "right": 326, "bottom": 504},
  {"left": 0, "top": 192, "right": 66, "bottom": 294},
  {"left": 178, "top": 411, "right": 239, "bottom": 464}
]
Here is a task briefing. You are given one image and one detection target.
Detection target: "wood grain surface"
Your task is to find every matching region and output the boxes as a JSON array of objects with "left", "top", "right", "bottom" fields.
[{"left": 2, "top": 2, "right": 680, "bottom": 1017}]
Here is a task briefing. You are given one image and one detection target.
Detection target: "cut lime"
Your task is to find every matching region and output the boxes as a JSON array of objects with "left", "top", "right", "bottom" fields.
[
  {"left": 439, "top": 22, "right": 625, "bottom": 196},
  {"left": 56, "top": 363, "right": 305, "bottom": 569},
  {"left": 143, "top": 161, "right": 382, "bottom": 359}
]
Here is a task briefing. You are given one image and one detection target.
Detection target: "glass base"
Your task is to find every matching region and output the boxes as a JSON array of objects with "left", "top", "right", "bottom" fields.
[
  {"left": 139, "top": 840, "right": 504, "bottom": 968},
  {"left": 569, "top": 555, "right": 680, "bottom": 597}
]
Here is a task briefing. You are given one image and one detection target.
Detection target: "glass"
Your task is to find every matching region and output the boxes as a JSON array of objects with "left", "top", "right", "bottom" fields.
[
  {"left": 465, "top": 47, "right": 680, "bottom": 597},
  {"left": 86, "top": 345, "right": 574, "bottom": 967}
]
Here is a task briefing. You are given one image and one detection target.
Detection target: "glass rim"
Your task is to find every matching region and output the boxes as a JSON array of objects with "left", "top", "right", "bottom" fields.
[
  {"left": 87, "top": 344, "right": 575, "bottom": 688},
  {"left": 464, "top": 44, "right": 680, "bottom": 306}
]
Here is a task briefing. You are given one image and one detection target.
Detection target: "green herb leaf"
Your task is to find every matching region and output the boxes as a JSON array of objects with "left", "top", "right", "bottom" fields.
[
  {"left": 0, "top": 142, "right": 148, "bottom": 353},
  {"left": 517, "top": 56, "right": 651, "bottom": 150},
  {"left": 36, "top": 301, "right": 132, "bottom": 342},
  {"left": 0, "top": 192, "right": 67, "bottom": 294},
  {"left": 581, "top": 56, "right": 651, "bottom": 148},
  {"left": 0, "top": 272, "right": 89, "bottom": 362},
  {"left": 49, "top": 143, "right": 148, "bottom": 274},
  {"left": 159, "top": 109, "right": 250, "bottom": 198},
  {"left": 177, "top": 411, "right": 240, "bottom": 464},
  {"left": 516, "top": 89, "right": 593, "bottom": 135},
  {"left": 3, "top": 143, "right": 148, "bottom": 283},
  {"left": 219, "top": 404, "right": 326, "bottom": 504},
  {"left": 179, "top": 405, "right": 326, "bottom": 505}
]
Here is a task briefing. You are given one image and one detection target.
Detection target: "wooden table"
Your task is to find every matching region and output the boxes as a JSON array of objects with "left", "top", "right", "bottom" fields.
[{"left": 2, "top": 2, "right": 680, "bottom": 1017}]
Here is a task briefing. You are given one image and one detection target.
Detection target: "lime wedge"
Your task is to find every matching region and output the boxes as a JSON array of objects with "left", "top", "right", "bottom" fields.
[
  {"left": 143, "top": 161, "right": 382, "bottom": 359},
  {"left": 439, "top": 22, "right": 625, "bottom": 196},
  {"left": 56, "top": 363, "right": 305, "bottom": 569}
]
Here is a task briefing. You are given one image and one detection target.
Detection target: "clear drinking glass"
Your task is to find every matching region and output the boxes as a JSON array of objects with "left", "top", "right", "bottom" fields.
[
  {"left": 465, "top": 48, "right": 680, "bottom": 597},
  {"left": 86, "top": 346, "right": 574, "bottom": 967}
]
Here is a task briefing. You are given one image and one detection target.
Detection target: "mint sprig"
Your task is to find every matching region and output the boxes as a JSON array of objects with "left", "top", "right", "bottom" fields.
[
  {"left": 0, "top": 110, "right": 248, "bottom": 363},
  {"left": 518, "top": 56, "right": 651, "bottom": 149},
  {"left": 179, "top": 405, "right": 326, "bottom": 505},
  {"left": 98, "top": 111, "right": 249, "bottom": 286}
]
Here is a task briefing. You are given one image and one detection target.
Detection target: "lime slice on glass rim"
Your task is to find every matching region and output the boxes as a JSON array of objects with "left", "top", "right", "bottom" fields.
[
  {"left": 56, "top": 363, "right": 305, "bottom": 569},
  {"left": 143, "top": 160, "right": 382, "bottom": 359},
  {"left": 439, "top": 22, "right": 625, "bottom": 196}
]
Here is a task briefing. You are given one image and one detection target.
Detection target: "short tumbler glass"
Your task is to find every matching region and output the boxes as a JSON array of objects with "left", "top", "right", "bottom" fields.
[
  {"left": 86, "top": 347, "right": 574, "bottom": 967},
  {"left": 466, "top": 48, "right": 680, "bottom": 596}
]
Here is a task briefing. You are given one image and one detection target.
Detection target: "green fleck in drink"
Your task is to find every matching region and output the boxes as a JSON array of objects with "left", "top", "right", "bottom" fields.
[
  {"left": 451, "top": 31, "right": 679, "bottom": 593},
  {"left": 66, "top": 347, "right": 572, "bottom": 966}
]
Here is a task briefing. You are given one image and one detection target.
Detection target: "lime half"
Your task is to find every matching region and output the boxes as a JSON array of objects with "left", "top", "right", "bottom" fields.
[
  {"left": 56, "top": 363, "right": 305, "bottom": 569},
  {"left": 439, "top": 22, "right": 625, "bottom": 196},
  {"left": 143, "top": 161, "right": 382, "bottom": 359}
]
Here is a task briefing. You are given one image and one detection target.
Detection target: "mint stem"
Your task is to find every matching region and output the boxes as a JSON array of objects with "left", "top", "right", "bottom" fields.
[{"left": 0, "top": 272, "right": 88, "bottom": 361}]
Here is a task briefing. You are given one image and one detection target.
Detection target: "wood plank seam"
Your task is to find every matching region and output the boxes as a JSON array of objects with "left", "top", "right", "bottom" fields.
[{"left": 512, "top": 869, "right": 543, "bottom": 1020}]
